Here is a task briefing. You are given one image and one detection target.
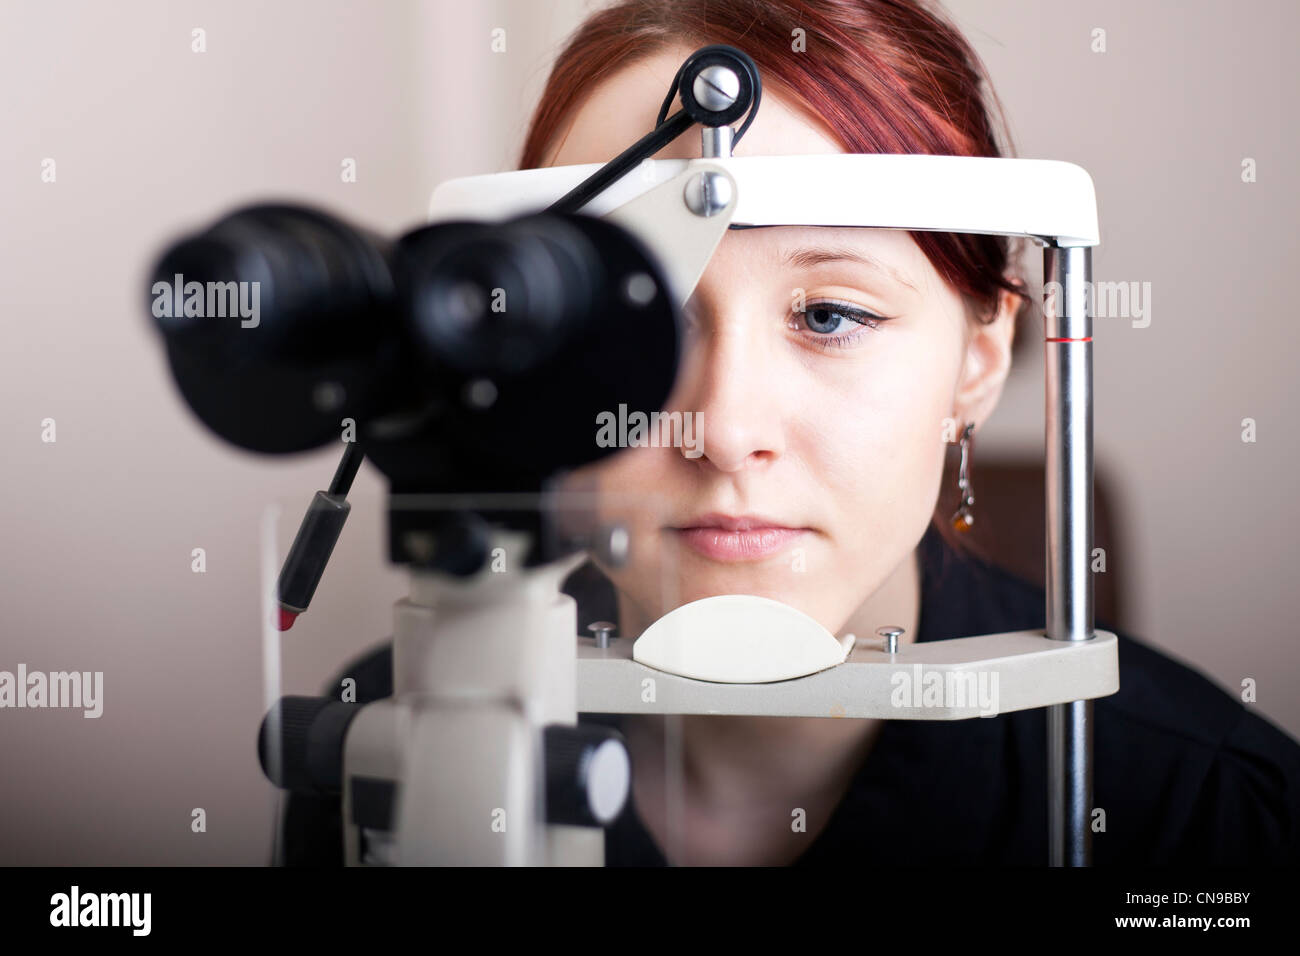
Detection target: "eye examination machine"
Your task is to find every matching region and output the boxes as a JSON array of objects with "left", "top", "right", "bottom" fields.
[{"left": 146, "top": 45, "right": 1113, "bottom": 867}]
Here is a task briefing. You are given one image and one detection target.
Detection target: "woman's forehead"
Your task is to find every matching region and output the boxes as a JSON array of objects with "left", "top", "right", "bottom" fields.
[
  {"left": 708, "top": 225, "right": 930, "bottom": 292},
  {"left": 545, "top": 44, "right": 842, "bottom": 165}
]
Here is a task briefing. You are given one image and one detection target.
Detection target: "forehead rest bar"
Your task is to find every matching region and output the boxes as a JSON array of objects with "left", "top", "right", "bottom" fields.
[{"left": 429, "top": 154, "right": 1099, "bottom": 248}]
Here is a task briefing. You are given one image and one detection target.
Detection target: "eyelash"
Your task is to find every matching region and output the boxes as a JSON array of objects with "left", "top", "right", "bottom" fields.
[
  {"left": 791, "top": 299, "right": 889, "bottom": 348},
  {"left": 681, "top": 299, "right": 890, "bottom": 349}
]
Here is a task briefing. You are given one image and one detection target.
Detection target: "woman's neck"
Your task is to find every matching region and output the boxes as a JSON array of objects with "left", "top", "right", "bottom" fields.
[{"left": 615, "top": 546, "right": 923, "bottom": 864}]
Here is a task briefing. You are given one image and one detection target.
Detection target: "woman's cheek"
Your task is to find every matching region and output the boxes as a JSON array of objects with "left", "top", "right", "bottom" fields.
[
  {"left": 801, "top": 374, "right": 944, "bottom": 538},
  {"left": 589, "top": 445, "right": 676, "bottom": 544}
]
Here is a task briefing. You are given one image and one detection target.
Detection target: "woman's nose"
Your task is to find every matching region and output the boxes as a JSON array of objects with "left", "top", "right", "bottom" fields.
[{"left": 673, "top": 325, "right": 785, "bottom": 473}]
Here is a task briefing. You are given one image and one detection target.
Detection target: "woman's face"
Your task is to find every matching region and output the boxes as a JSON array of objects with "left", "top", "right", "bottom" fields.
[{"left": 546, "top": 44, "right": 1016, "bottom": 637}]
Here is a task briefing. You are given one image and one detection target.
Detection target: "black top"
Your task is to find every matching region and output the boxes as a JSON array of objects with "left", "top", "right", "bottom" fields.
[{"left": 280, "top": 524, "right": 1300, "bottom": 866}]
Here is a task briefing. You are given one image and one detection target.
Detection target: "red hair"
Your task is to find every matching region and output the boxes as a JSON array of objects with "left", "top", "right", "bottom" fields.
[{"left": 520, "top": 0, "right": 1031, "bottom": 559}]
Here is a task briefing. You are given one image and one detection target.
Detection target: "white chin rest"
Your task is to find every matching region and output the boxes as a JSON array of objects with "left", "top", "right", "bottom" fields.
[{"left": 632, "top": 594, "right": 854, "bottom": 684}]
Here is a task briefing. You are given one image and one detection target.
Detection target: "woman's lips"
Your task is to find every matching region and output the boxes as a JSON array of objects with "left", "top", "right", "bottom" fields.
[{"left": 671, "top": 516, "right": 809, "bottom": 562}]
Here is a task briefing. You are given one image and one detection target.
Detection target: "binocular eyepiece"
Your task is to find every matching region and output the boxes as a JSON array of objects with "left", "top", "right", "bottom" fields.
[{"left": 148, "top": 204, "right": 681, "bottom": 492}]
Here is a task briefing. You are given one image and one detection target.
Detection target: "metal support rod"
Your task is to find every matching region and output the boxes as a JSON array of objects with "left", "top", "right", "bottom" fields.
[
  {"left": 701, "top": 125, "right": 734, "bottom": 158},
  {"left": 1043, "top": 244, "right": 1094, "bottom": 866}
]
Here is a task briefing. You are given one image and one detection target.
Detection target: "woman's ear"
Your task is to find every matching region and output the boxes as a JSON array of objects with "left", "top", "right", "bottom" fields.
[{"left": 951, "top": 286, "right": 1020, "bottom": 429}]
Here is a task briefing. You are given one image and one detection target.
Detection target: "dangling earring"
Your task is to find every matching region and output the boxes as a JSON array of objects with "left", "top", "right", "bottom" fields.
[{"left": 951, "top": 422, "right": 975, "bottom": 533}]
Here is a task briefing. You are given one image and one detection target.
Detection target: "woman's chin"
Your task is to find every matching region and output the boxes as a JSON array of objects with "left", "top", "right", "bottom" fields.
[{"left": 664, "top": 571, "right": 805, "bottom": 610}]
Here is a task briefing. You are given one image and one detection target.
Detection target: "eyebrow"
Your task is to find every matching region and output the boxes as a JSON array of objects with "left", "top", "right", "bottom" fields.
[{"left": 780, "top": 246, "right": 919, "bottom": 293}]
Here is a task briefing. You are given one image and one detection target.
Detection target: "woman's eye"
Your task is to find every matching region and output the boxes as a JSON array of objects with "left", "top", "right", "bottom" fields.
[{"left": 793, "top": 300, "right": 886, "bottom": 344}]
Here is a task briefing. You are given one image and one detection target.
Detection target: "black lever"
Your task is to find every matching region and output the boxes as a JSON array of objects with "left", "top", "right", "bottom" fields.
[{"left": 274, "top": 440, "right": 364, "bottom": 631}]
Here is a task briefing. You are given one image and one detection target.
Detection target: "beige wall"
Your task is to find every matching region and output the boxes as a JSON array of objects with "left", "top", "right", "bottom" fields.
[
  {"left": 943, "top": 0, "right": 1300, "bottom": 746},
  {"left": 0, "top": 0, "right": 1295, "bottom": 864}
]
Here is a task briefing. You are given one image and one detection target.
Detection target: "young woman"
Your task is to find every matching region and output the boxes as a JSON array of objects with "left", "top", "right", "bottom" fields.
[{"left": 283, "top": 0, "right": 1300, "bottom": 866}]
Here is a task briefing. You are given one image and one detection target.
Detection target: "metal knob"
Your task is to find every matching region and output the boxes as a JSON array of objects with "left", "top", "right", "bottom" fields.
[
  {"left": 544, "top": 724, "right": 631, "bottom": 828},
  {"left": 683, "top": 171, "right": 733, "bottom": 217},
  {"left": 876, "top": 625, "right": 904, "bottom": 654},
  {"left": 692, "top": 65, "right": 740, "bottom": 111},
  {"left": 588, "top": 621, "right": 617, "bottom": 648}
]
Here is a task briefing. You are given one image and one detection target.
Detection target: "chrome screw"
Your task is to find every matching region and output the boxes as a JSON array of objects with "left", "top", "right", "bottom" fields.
[
  {"left": 683, "top": 171, "right": 733, "bottom": 217},
  {"left": 588, "top": 621, "right": 617, "bottom": 648},
  {"left": 692, "top": 65, "right": 740, "bottom": 111},
  {"left": 876, "top": 625, "right": 904, "bottom": 655}
]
